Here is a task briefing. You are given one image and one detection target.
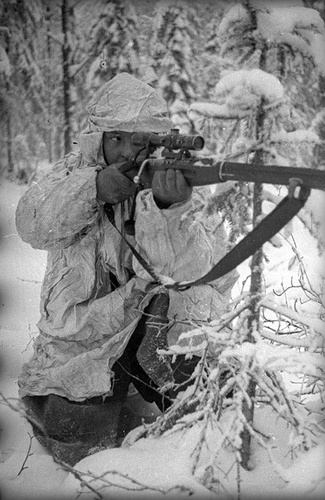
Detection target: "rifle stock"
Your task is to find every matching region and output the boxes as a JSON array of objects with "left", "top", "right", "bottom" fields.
[{"left": 146, "top": 158, "right": 325, "bottom": 192}]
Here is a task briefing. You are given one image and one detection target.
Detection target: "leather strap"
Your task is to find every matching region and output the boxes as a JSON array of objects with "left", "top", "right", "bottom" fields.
[
  {"left": 105, "top": 182, "right": 311, "bottom": 292},
  {"left": 169, "top": 183, "right": 311, "bottom": 291},
  {"left": 104, "top": 203, "right": 161, "bottom": 283}
]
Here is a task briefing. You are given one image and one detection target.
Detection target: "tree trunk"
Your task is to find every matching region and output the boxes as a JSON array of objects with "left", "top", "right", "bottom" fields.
[
  {"left": 5, "top": 80, "right": 13, "bottom": 174},
  {"left": 239, "top": 31, "right": 267, "bottom": 469},
  {"left": 239, "top": 5, "right": 267, "bottom": 468},
  {"left": 240, "top": 180, "right": 263, "bottom": 470},
  {"left": 6, "top": 110, "right": 13, "bottom": 173},
  {"left": 45, "top": 4, "right": 53, "bottom": 163},
  {"left": 61, "top": 0, "right": 72, "bottom": 155}
]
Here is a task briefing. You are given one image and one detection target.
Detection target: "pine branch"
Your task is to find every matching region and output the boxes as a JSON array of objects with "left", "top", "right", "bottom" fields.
[
  {"left": 261, "top": 298, "right": 324, "bottom": 336},
  {"left": 261, "top": 328, "right": 324, "bottom": 349},
  {"left": 69, "top": 36, "right": 108, "bottom": 79}
]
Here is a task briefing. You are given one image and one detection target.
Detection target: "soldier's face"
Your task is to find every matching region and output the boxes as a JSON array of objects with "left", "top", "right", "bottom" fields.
[{"left": 103, "top": 131, "right": 143, "bottom": 166}]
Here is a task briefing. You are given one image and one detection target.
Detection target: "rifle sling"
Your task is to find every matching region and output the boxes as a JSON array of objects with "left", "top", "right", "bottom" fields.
[
  {"left": 106, "top": 184, "right": 310, "bottom": 292},
  {"left": 104, "top": 203, "right": 162, "bottom": 284}
]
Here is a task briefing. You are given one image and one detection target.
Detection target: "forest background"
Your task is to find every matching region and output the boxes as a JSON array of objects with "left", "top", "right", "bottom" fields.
[
  {"left": 1, "top": 0, "right": 324, "bottom": 181},
  {"left": 0, "top": 0, "right": 325, "bottom": 498}
]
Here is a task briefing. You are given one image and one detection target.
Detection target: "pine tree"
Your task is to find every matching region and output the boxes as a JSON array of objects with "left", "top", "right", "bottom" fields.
[
  {"left": 197, "top": 8, "right": 226, "bottom": 100},
  {"left": 0, "top": 0, "right": 72, "bottom": 179},
  {"left": 191, "top": 2, "right": 324, "bottom": 244},
  {"left": 38, "top": 0, "right": 70, "bottom": 161},
  {"left": 151, "top": 4, "right": 200, "bottom": 133},
  {"left": 177, "top": 0, "right": 325, "bottom": 476},
  {"left": 0, "top": 0, "right": 51, "bottom": 180},
  {"left": 82, "top": 0, "right": 140, "bottom": 96},
  {"left": 302, "top": 0, "right": 325, "bottom": 167}
]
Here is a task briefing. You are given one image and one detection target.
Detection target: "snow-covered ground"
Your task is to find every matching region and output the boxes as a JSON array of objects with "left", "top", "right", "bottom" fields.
[{"left": 0, "top": 177, "right": 324, "bottom": 500}]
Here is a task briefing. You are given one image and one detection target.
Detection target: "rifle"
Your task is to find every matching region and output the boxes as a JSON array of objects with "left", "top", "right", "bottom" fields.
[
  {"left": 131, "top": 129, "right": 325, "bottom": 192},
  {"left": 125, "top": 129, "right": 324, "bottom": 291}
]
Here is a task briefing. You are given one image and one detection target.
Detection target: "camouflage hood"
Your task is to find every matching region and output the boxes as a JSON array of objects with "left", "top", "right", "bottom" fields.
[{"left": 79, "top": 72, "right": 173, "bottom": 163}]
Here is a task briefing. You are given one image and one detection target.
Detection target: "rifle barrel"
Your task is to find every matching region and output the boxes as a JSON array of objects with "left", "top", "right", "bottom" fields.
[{"left": 149, "top": 158, "right": 325, "bottom": 191}]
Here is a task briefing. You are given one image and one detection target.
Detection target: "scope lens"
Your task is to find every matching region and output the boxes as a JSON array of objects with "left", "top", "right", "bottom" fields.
[{"left": 193, "top": 136, "right": 205, "bottom": 150}]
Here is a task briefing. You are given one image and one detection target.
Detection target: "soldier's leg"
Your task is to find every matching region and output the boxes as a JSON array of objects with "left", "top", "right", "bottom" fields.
[{"left": 22, "top": 357, "right": 131, "bottom": 466}]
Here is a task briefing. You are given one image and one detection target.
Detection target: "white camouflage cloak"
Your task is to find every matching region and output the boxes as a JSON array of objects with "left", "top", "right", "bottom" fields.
[{"left": 16, "top": 73, "right": 238, "bottom": 401}]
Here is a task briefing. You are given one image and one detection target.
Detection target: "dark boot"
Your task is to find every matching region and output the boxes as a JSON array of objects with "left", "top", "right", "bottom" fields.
[{"left": 136, "top": 292, "right": 174, "bottom": 389}]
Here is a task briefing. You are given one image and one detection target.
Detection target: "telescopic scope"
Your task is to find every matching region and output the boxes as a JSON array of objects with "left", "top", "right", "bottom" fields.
[{"left": 131, "top": 129, "right": 204, "bottom": 151}]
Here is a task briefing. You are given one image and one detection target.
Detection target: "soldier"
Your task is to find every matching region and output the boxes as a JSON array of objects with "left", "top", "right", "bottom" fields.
[{"left": 15, "top": 72, "right": 238, "bottom": 465}]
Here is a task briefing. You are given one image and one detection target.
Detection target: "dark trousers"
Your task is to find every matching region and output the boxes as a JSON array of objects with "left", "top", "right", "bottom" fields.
[{"left": 22, "top": 311, "right": 198, "bottom": 465}]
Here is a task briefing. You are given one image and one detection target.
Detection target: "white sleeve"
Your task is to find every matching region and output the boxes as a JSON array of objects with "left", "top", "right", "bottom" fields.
[
  {"left": 133, "top": 189, "right": 237, "bottom": 289},
  {"left": 15, "top": 154, "right": 100, "bottom": 250}
]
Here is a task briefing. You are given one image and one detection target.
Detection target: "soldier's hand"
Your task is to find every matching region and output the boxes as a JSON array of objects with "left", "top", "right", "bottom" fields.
[
  {"left": 96, "top": 162, "right": 137, "bottom": 204},
  {"left": 152, "top": 169, "right": 192, "bottom": 208}
]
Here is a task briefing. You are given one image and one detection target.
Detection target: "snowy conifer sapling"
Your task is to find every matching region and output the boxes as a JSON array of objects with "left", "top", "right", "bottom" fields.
[{"left": 130, "top": 3, "right": 325, "bottom": 494}]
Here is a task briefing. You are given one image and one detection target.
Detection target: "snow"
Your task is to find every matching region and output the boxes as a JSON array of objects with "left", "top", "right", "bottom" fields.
[
  {"left": 271, "top": 128, "right": 320, "bottom": 144},
  {"left": 63, "top": 426, "right": 214, "bottom": 499},
  {"left": 284, "top": 442, "right": 325, "bottom": 496},
  {"left": 2, "top": 0, "right": 325, "bottom": 495},
  {"left": 214, "top": 68, "right": 284, "bottom": 103},
  {"left": 189, "top": 69, "right": 285, "bottom": 123},
  {"left": 189, "top": 102, "right": 250, "bottom": 120},
  {"left": 257, "top": 7, "right": 325, "bottom": 40},
  {"left": 219, "top": 3, "right": 325, "bottom": 74},
  {"left": 0, "top": 177, "right": 325, "bottom": 500},
  {"left": 219, "top": 339, "right": 325, "bottom": 379},
  {"left": 256, "top": 7, "right": 325, "bottom": 73},
  {"left": 218, "top": 4, "right": 249, "bottom": 40}
]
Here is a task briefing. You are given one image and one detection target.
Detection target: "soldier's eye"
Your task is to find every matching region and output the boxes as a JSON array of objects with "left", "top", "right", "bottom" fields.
[{"left": 110, "top": 134, "right": 121, "bottom": 143}]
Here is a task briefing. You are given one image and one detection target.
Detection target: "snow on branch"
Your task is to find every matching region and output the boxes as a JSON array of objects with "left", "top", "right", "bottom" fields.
[
  {"left": 261, "top": 297, "right": 324, "bottom": 337},
  {"left": 258, "top": 7, "right": 324, "bottom": 39},
  {"left": 189, "top": 69, "right": 285, "bottom": 122},
  {"left": 258, "top": 7, "right": 325, "bottom": 71},
  {"left": 218, "top": 4, "right": 250, "bottom": 41},
  {"left": 224, "top": 339, "right": 325, "bottom": 380},
  {"left": 158, "top": 302, "right": 250, "bottom": 358},
  {"left": 219, "top": 4, "right": 325, "bottom": 74},
  {"left": 260, "top": 329, "right": 324, "bottom": 349},
  {"left": 271, "top": 129, "right": 320, "bottom": 144},
  {"left": 215, "top": 69, "right": 284, "bottom": 104},
  {"left": 189, "top": 103, "right": 250, "bottom": 120}
]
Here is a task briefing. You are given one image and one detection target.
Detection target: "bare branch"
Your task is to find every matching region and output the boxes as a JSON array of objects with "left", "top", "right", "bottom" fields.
[
  {"left": 17, "top": 432, "right": 34, "bottom": 476},
  {"left": 260, "top": 298, "right": 324, "bottom": 336},
  {"left": 261, "top": 328, "right": 324, "bottom": 349},
  {"left": 0, "top": 392, "right": 46, "bottom": 436}
]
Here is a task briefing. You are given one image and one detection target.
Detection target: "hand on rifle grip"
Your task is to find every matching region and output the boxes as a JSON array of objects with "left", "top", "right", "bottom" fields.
[{"left": 152, "top": 169, "right": 192, "bottom": 209}]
